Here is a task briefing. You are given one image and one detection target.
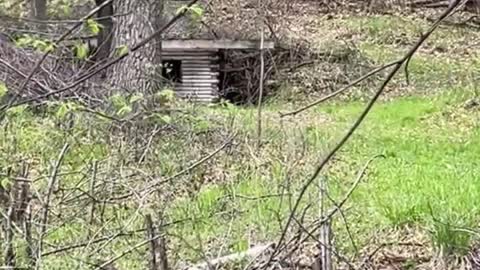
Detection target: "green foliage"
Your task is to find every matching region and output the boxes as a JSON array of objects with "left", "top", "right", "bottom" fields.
[
  {"left": 51, "top": 101, "right": 81, "bottom": 119},
  {"left": 115, "top": 45, "right": 129, "bottom": 57},
  {"left": 15, "top": 34, "right": 55, "bottom": 53},
  {"left": 84, "top": 18, "right": 103, "bottom": 35},
  {"left": 109, "top": 94, "right": 132, "bottom": 117},
  {"left": 48, "top": 0, "right": 73, "bottom": 17},
  {"left": 73, "top": 42, "right": 89, "bottom": 60},
  {"left": 429, "top": 216, "right": 472, "bottom": 255},
  {"left": 0, "top": 81, "right": 8, "bottom": 98},
  {"left": 155, "top": 89, "right": 176, "bottom": 106},
  {"left": 176, "top": 3, "right": 204, "bottom": 21}
]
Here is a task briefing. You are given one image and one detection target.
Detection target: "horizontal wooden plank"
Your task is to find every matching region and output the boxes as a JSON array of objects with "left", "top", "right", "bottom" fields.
[
  {"left": 180, "top": 85, "right": 217, "bottom": 88},
  {"left": 181, "top": 63, "right": 218, "bottom": 66},
  {"left": 182, "top": 76, "right": 218, "bottom": 79},
  {"left": 182, "top": 72, "right": 220, "bottom": 77},
  {"left": 163, "top": 54, "right": 217, "bottom": 57},
  {"left": 181, "top": 72, "right": 218, "bottom": 75},
  {"left": 175, "top": 89, "right": 217, "bottom": 92},
  {"left": 182, "top": 67, "right": 216, "bottom": 70},
  {"left": 162, "top": 40, "right": 274, "bottom": 49},
  {"left": 182, "top": 70, "right": 217, "bottom": 74},
  {"left": 162, "top": 50, "right": 217, "bottom": 54},
  {"left": 163, "top": 49, "right": 218, "bottom": 53},
  {"left": 182, "top": 67, "right": 217, "bottom": 70},
  {"left": 178, "top": 80, "right": 219, "bottom": 84},
  {"left": 176, "top": 92, "right": 216, "bottom": 95},
  {"left": 161, "top": 55, "right": 218, "bottom": 60},
  {"left": 182, "top": 77, "right": 217, "bottom": 80},
  {"left": 176, "top": 93, "right": 216, "bottom": 98},
  {"left": 175, "top": 91, "right": 217, "bottom": 95},
  {"left": 164, "top": 58, "right": 216, "bottom": 61},
  {"left": 182, "top": 62, "right": 217, "bottom": 66},
  {"left": 182, "top": 64, "right": 218, "bottom": 68},
  {"left": 176, "top": 85, "right": 217, "bottom": 88}
]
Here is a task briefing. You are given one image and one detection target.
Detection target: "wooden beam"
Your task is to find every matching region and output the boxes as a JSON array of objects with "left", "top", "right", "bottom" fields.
[{"left": 162, "top": 39, "right": 274, "bottom": 50}]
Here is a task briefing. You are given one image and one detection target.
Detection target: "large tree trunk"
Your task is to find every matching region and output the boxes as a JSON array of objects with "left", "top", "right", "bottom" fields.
[
  {"left": 109, "top": 0, "right": 164, "bottom": 94},
  {"left": 30, "top": 0, "right": 47, "bottom": 31},
  {"left": 30, "top": 0, "right": 47, "bottom": 21},
  {"left": 93, "top": 0, "right": 114, "bottom": 66}
]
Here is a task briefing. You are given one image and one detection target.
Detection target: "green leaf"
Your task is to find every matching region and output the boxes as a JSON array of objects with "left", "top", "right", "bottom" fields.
[
  {"left": 176, "top": 4, "right": 204, "bottom": 20},
  {"left": 44, "top": 43, "right": 55, "bottom": 53},
  {"left": 160, "top": 115, "right": 172, "bottom": 124},
  {"left": 190, "top": 4, "right": 204, "bottom": 19},
  {"left": 0, "top": 81, "right": 8, "bottom": 98},
  {"left": 1, "top": 177, "right": 11, "bottom": 189},
  {"left": 55, "top": 102, "right": 77, "bottom": 119},
  {"left": 129, "top": 93, "right": 144, "bottom": 103},
  {"left": 56, "top": 103, "right": 70, "bottom": 119},
  {"left": 6, "top": 105, "right": 28, "bottom": 116},
  {"left": 74, "top": 43, "right": 89, "bottom": 60},
  {"left": 157, "top": 89, "right": 176, "bottom": 101},
  {"left": 110, "top": 94, "right": 127, "bottom": 109},
  {"left": 176, "top": 5, "right": 189, "bottom": 15},
  {"left": 115, "top": 45, "right": 129, "bottom": 57},
  {"left": 85, "top": 19, "right": 103, "bottom": 35},
  {"left": 117, "top": 105, "right": 132, "bottom": 116}
]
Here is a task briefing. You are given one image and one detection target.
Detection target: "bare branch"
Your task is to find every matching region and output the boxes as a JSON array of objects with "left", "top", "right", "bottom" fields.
[
  {"left": 268, "top": 2, "right": 463, "bottom": 265},
  {"left": 36, "top": 143, "right": 69, "bottom": 269}
]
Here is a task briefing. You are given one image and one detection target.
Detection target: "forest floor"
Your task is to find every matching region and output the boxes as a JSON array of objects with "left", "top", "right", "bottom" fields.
[{"left": 1, "top": 9, "right": 480, "bottom": 270}]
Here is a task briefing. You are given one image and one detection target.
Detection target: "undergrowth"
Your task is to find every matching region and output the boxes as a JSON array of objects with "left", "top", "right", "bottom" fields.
[{"left": 1, "top": 11, "right": 480, "bottom": 270}]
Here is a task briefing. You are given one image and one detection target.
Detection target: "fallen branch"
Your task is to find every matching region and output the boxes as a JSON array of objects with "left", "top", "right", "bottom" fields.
[{"left": 188, "top": 243, "right": 273, "bottom": 270}]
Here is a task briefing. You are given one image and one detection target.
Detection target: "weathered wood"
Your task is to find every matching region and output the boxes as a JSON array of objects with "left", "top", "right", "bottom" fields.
[
  {"left": 177, "top": 82, "right": 218, "bottom": 86},
  {"left": 174, "top": 87, "right": 217, "bottom": 91},
  {"left": 187, "top": 243, "right": 273, "bottom": 270},
  {"left": 160, "top": 47, "right": 222, "bottom": 102},
  {"left": 162, "top": 39, "right": 274, "bottom": 49},
  {"left": 182, "top": 77, "right": 217, "bottom": 81},
  {"left": 162, "top": 56, "right": 219, "bottom": 60},
  {"left": 175, "top": 88, "right": 216, "bottom": 92},
  {"left": 162, "top": 50, "right": 217, "bottom": 53}
]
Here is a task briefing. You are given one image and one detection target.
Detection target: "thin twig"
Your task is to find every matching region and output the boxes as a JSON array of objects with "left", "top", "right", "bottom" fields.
[
  {"left": 280, "top": 61, "right": 398, "bottom": 117},
  {"left": 256, "top": 0, "right": 266, "bottom": 149},
  {"left": 95, "top": 235, "right": 164, "bottom": 270},
  {"left": 36, "top": 143, "right": 69, "bottom": 270},
  {"left": 0, "top": 0, "right": 114, "bottom": 113},
  {"left": 8, "top": 0, "right": 200, "bottom": 108},
  {"left": 267, "top": 3, "right": 462, "bottom": 264}
]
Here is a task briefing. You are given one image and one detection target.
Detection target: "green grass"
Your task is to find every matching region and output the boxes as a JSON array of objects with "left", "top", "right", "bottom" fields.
[
  {"left": 1, "top": 87, "right": 478, "bottom": 268},
  {"left": 2, "top": 12, "right": 480, "bottom": 270},
  {"left": 164, "top": 88, "right": 480, "bottom": 261}
]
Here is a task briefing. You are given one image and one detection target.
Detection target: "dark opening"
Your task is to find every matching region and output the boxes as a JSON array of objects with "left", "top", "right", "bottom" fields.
[
  {"left": 219, "top": 49, "right": 271, "bottom": 105},
  {"left": 162, "top": 60, "right": 182, "bottom": 83}
]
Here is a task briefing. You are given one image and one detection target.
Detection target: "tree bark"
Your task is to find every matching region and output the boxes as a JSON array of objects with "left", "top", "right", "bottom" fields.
[
  {"left": 30, "top": 0, "right": 47, "bottom": 31},
  {"left": 30, "top": 0, "right": 47, "bottom": 21},
  {"left": 93, "top": 0, "right": 114, "bottom": 66},
  {"left": 109, "top": 0, "right": 164, "bottom": 94}
]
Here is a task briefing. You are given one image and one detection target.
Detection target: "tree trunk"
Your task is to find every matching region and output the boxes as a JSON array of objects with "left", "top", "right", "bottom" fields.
[
  {"left": 30, "top": 0, "right": 47, "bottom": 31},
  {"left": 93, "top": 0, "right": 114, "bottom": 66},
  {"left": 30, "top": 0, "right": 47, "bottom": 21},
  {"left": 109, "top": 0, "right": 164, "bottom": 94}
]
